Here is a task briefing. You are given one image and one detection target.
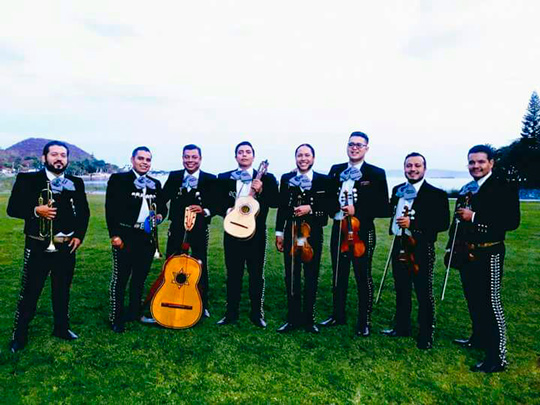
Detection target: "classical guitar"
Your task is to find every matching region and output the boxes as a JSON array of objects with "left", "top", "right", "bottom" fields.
[
  {"left": 223, "top": 160, "right": 269, "bottom": 240},
  {"left": 150, "top": 205, "right": 203, "bottom": 329}
]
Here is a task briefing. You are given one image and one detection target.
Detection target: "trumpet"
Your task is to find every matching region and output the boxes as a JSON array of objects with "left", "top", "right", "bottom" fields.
[
  {"left": 38, "top": 182, "right": 58, "bottom": 253},
  {"left": 149, "top": 202, "right": 162, "bottom": 259}
]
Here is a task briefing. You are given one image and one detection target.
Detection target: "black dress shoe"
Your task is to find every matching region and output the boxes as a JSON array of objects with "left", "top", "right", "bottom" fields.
[
  {"left": 52, "top": 329, "right": 79, "bottom": 341},
  {"left": 471, "top": 361, "right": 506, "bottom": 373},
  {"left": 453, "top": 337, "right": 481, "bottom": 349},
  {"left": 381, "top": 329, "right": 410, "bottom": 337},
  {"left": 356, "top": 326, "right": 370, "bottom": 337},
  {"left": 250, "top": 317, "right": 267, "bottom": 328},
  {"left": 111, "top": 323, "right": 125, "bottom": 333},
  {"left": 305, "top": 324, "right": 320, "bottom": 333},
  {"left": 202, "top": 309, "right": 211, "bottom": 318},
  {"left": 319, "top": 317, "right": 346, "bottom": 327},
  {"left": 216, "top": 316, "right": 238, "bottom": 326},
  {"left": 417, "top": 340, "right": 433, "bottom": 350},
  {"left": 277, "top": 322, "right": 296, "bottom": 333},
  {"left": 9, "top": 339, "right": 26, "bottom": 353}
]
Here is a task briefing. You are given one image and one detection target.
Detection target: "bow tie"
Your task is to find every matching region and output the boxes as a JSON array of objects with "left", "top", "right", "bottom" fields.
[
  {"left": 289, "top": 174, "right": 312, "bottom": 190},
  {"left": 396, "top": 183, "right": 417, "bottom": 200},
  {"left": 459, "top": 180, "right": 479, "bottom": 195},
  {"left": 231, "top": 170, "right": 252, "bottom": 183},
  {"left": 134, "top": 176, "right": 156, "bottom": 190},
  {"left": 183, "top": 175, "right": 198, "bottom": 189},
  {"left": 340, "top": 166, "right": 362, "bottom": 182},
  {"left": 50, "top": 177, "right": 75, "bottom": 194}
]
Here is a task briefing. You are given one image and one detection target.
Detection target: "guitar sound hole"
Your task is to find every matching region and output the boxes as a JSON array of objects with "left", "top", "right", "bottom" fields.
[
  {"left": 240, "top": 205, "right": 251, "bottom": 214},
  {"left": 176, "top": 274, "right": 187, "bottom": 284}
]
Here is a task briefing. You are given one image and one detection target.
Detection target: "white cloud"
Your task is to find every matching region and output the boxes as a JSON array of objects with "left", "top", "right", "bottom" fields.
[{"left": 1, "top": 0, "right": 539, "bottom": 175}]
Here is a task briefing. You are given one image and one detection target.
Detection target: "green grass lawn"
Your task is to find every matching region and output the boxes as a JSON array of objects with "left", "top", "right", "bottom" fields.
[{"left": 0, "top": 194, "right": 539, "bottom": 403}]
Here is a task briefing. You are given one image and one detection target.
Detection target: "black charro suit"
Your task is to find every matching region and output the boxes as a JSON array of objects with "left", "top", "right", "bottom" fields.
[
  {"left": 105, "top": 170, "right": 166, "bottom": 326},
  {"left": 450, "top": 174, "right": 520, "bottom": 368},
  {"left": 388, "top": 180, "right": 449, "bottom": 345},
  {"left": 217, "top": 168, "right": 279, "bottom": 321},
  {"left": 7, "top": 169, "right": 90, "bottom": 344},
  {"left": 276, "top": 171, "right": 332, "bottom": 328},
  {"left": 159, "top": 169, "right": 216, "bottom": 310},
  {"left": 325, "top": 162, "right": 390, "bottom": 330}
]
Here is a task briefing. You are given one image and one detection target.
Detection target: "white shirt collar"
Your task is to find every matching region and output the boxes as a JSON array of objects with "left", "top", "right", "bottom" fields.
[
  {"left": 348, "top": 161, "right": 364, "bottom": 170},
  {"left": 237, "top": 167, "right": 254, "bottom": 177},
  {"left": 45, "top": 168, "right": 64, "bottom": 181},
  {"left": 476, "top": 171, "right": 492, "bottom": 188},
  {"left": 184, "top": 169, "right": 200, "bottom": 179},
  {"left": 408, "top": 178, "right": 425, "bottom": 192},
  {"left": 298, "top": 169, "right": 314, "bottom": 181},
  {"left": 132, "top": 169, "right": 143, "bottom": 179}
]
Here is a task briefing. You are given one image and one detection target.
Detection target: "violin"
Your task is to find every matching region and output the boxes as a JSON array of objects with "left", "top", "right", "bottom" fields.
[
  {"left": 397, "top": 205, "right": 419, "bottom": 275},
  {"left": 290, "top": 194, "right": 314, "bottom": 263},
  {"left": 444, "top": 192, "right": 475, "bottom": 269},
  {"left": 150, "top": 198, "right": 203, "bottom": 329},
  {"left": 339, "top": 190, "right": 366, "bottom": 258}
]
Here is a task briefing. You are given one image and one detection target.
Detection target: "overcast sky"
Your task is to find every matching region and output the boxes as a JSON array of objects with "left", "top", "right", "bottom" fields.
[{"left": 1, "top": 0, "right": 539, "bottom": 175}]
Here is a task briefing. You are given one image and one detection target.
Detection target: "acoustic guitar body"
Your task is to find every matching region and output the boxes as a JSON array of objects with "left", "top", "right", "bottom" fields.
[
  {"left": 151, "top": 254, "right": 203, "bottom": 329},
  {"left": 223, "top": 196, "right": 260, "bottom": 239}
]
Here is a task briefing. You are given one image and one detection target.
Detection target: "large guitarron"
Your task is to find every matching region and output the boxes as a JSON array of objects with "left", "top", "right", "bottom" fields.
[
  {"left": 223, "top": 160, "right": 269, "bottom": 240},
  {"left": 150, "top": 207, "right": 203, "bottom": 329}
]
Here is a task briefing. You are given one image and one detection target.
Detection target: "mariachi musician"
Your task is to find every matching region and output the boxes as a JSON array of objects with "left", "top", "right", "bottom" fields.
[
  {"left": 381, "top": 152, "right": 449, "bottom": 349},
  {"left": 216, "top": 141, "right": 279, "bottom": 328},
  {"left": 275, "top": 144, "right": 333, "bottom": 333},
  {"left": 450, "top": 145, "right": 520, "bottom": 373},
  {"left": 105, "top": 146, "right": 166, "bottom": 333},
  {"left": 157, "top": 144, "right": 216, "bottom": 318},
  {"left": 7, "top": 140, "right": 90, "bottom": 352},
  {"left": 320, "top": 131, "right": 390, "bottom": 337}
]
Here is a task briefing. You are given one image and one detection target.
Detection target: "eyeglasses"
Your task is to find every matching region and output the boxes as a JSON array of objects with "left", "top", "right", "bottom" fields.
[{"left": 348, "top": 142, "right": 367, "bottom": 149}]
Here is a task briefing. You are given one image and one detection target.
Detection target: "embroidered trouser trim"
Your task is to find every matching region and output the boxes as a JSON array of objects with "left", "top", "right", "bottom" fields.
[
  {"left": 109, "top": 232, "right": 155, "bottom": 324},
  {"left": 13, "top": 240, "right": 75, "bottom": 340},
  {"left": 282, "top": 225, "right": 324, "bottom": 326},
  {"left": 330, "top": 222, "right": 376, "bottom": 327},
  {"left": 391, "top": 240, "right": 436, "bottom": 341},
  {"left": 459, "top": 243, "right": 507, "bottom": 365},
  {"left": 223, "top": 228, "right": 267, "bottom": 319}
]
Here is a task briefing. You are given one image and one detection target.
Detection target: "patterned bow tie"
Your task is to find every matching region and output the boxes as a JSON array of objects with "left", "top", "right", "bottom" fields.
[
  {"left": 459, "top": 180, "right": 479, "bottom": 195},
  {"left": 134, "top": 176, "right": 156, "bottom": 190},
  {"left": 289, "top": 174, "right": 312, "bottom": 190},
  {"left": 340, "top": 166, "right": 362, "bottom": 182},
  {"left": 50, "top": 177, "right": 75, "bottom": 194},
  {"left": 183, "top": 175, "right": 198, "bottom": 189},
  {"left": 396, "top": 183, "right": 417, "bottom": 200},
  {"left": 231, "top": 170, "right": 252, "bottom": 183}
]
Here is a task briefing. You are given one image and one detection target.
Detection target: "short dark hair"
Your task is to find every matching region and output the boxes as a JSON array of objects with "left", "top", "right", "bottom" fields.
[
  {"left": 468, "top": 144, "right": 494, "bottom": 161},
  {"left": 404, "top": 152, "right": 426, "bottom": 168},
  {"left": 349, "top": 131, "right": 369, "bottom": 144},
  {"left": 43, "top": 140, "right": 70, "bottom": 157},
  {"left": 235, "top": 141, "right": 255, "bottom": 156},
  {"left": 295, "top": 143, "right": 315, "bottom": 157},
  {"left": 183, "top": 144, "right": 202, "bottom": 157},
  {"left": 132, "top": 146, "right": 151, "bottom": 158}
]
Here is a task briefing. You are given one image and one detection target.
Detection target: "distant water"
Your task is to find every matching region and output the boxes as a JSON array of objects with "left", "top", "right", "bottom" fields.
[
  {"left": 85, "top": 174, "right": 466, "bottom": 194},
  {"left": 387, "top": 176, "right": 467, "bottom": 192}
]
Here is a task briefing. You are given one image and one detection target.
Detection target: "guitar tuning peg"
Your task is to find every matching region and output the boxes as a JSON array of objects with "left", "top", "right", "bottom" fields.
[{"left": 410, "top": 209, "right": 416, "bottom": 216}]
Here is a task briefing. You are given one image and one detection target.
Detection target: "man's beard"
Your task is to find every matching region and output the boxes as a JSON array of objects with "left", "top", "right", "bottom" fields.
[
  {"left": 407, "top": 175, "right": 423, "bottom": 184},
  {"left": 45, "top": 161, "right": 67, "bottom": 175}
]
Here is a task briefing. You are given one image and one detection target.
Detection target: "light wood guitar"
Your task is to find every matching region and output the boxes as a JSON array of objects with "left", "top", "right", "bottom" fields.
[
  {"left": 223, "top": 160, "right": 269, "bottom": 240},
  {"left": 151, "top": 206, "right": 203, "bottom": 329}
]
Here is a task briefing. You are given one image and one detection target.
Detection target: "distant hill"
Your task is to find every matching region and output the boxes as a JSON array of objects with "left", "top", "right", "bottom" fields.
[
  {"left": 3, "top": 138, "right": 93, "bottom": 161},
  {"left": 0, "top": 138, "right": 118, "bottom": 174}
]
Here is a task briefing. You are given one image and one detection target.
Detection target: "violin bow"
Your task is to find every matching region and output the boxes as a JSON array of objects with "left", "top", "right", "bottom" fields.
[{"left": 375, "top": 235, "right": 396, "bottom": 304}]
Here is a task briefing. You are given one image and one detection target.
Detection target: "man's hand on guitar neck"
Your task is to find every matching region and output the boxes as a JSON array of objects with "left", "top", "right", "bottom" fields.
[{"left": 251, "top": 179, "right": 263, "bottom": 194}]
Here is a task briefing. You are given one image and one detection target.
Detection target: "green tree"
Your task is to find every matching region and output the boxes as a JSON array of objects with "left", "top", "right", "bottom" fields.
[{"left": 520, "top": 90, "right": 540, "bottom": 141}]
